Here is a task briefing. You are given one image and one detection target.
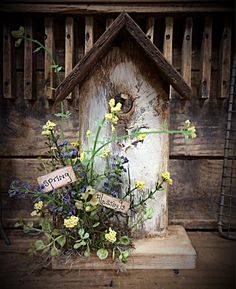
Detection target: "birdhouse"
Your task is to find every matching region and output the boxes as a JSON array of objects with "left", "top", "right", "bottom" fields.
[{"left": 55, "top": 13, "right": 191, "bottom": 237}]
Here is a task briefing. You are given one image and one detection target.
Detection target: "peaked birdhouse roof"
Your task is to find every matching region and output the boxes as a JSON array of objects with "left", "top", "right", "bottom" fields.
[{"left": 55, "top": 13, "right": 192, "bottom": 102}]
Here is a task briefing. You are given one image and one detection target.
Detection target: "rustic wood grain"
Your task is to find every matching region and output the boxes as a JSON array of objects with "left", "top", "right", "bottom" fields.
[
  {"left": 24, "top": 17, "right": 34, "bottom": 100},
  {"left": 199, "top": 16, "right": 212, "bottom": 99},
  {"left": 3, "top": 21, "right": 15, "bottom": 99},
  {"left": 0, "top": 231, "right": 234, "bottom": 289},
  {"left": 146, "top": 16, "right": 155, "bottom": 43},
  {"left": 218, "top": 18, "right": 232, "bottom": 99},
  {"left": 0, "top": 3, "right": 233, "bottom": 13},
  {"left": 44, "top": 17, "right": 55, "bottom": 99},
  {"left": 55, "top": 13, "right": 191, "bottom": 102},
  {"left": 181, "top": 17, "right": 192, "bottom": 87},
  {"left": 65, "top": 17, "right": 74, "bottom": 100},
  {"left": 85, "top": 16, "right": 94, "bottom": 54}
]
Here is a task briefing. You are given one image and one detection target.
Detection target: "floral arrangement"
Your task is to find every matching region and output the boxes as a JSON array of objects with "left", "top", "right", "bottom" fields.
[
  {"left": 9, "top": 26, "right": 197, "bottom": 264},
  {"left": 9, "top": 100, "right": 196, "bottom": 263}
]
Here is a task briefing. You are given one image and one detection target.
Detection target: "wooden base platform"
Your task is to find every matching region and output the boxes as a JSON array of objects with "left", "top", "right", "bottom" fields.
[{"left": 52, "top": 225, "right": 196, "bottom": 270}]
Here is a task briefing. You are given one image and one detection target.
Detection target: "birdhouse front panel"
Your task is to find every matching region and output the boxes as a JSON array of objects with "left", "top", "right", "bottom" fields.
[{"left": 78, "top": 38, "right": 169, "bottom": 237}]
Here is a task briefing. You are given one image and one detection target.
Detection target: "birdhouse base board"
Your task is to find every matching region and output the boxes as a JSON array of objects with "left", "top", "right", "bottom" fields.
[{"left": 52, "top": 225, "right": 196, "bottom": 270}]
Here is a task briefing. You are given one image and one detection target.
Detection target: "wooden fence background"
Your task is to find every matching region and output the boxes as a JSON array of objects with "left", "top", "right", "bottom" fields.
[{"left": 0, "top": 10, "right": 234, "bottom": 229}]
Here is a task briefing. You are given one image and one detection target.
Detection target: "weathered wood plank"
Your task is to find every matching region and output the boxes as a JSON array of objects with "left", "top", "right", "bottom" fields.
[
  {"left": 0, "top": 3, "right": 233, "bottom": 13},
  {"left": 218, "top": 18, "right": 232, "bottom": 99},
  {"left": 163, "top": 17, "right": 174, "bottom": 98},
  {"left": 65, "top": 16, "right": 74, "bottom": 99},
  {"left": 163, "top": 17, "right": 173, "bottom": 64},
  {"left": 181, "top": 17, "right": 193, "bottom": 87},
  {"left": 3, "top": 21, "right": 15, "bottom": 99},
  {"left": 85, "top": 16, "right": 94, "bottom": 54},
  {"left": 199, "top": 16, "right": 212, "bottom": 99},
  {"left": 0, "top": 158, "right": 223, "bottom": 229},
  {"left": 44, "top": 17, "right": 55, "bottom": 99},
  {"left": 24, "top": 17, "right": 34, "bottom": 100},
  {"left": 146, "top": 16, "right": 155, "bottom": 43}
]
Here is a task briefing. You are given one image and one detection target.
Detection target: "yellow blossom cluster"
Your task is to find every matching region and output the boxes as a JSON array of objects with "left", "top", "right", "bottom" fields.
[
  {"left": 161, "top": 171, "right": 173, "bottom": 185},
  {"left": 137, "top": 133, "right": 147, "bottom": 141},
  {"left": 100, "top": 148, "right": 110, "bottom": 158},
  {"left": 41, "top": 120, "right": 56, "bottom": 136},
  {"left": 105, "top": 227, "right": 117, "bottom": 243},
  {"left": 104, "top": 98, "right": 122, "bottom": 127},
  {"left": 135, "top": 180, "right": 145, "bottom": 191},
  {"left": 184, "top": 120, "right": 197, "bottom": 139},
  {"left": 31, "top": 201, "right": 43, "bottom": 217},
  {"left": 64, "top": 215, "right": 79, "bottom": 229}
]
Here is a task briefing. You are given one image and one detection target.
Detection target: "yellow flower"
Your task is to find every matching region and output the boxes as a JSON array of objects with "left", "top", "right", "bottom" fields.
[
  {"left": 187, "top": 126, "right": 197, "bottom": 139},
  {"left": 90, "top": 195, "right": 99, "bottom": 206},
  {"left": 71, "top": 140, "right": 80, "bottom": 149},
  {"left": 41, "top": 130, "right": 51, "bottom": 136},
  {"left": 135, "top": 180, "right": 145, "bottom": 191},
  {"left": 161, "top": 171, "right": 173, "bottom": 185},
  {"left": 111, "top": 115, "right": 118, "bottom": 124},
  {"left": 34, "top": 201, "right": 43, "bottom": 211},
  {"left": 86, "top": 130, "right": 92, "bottom": 137},
  {"left": 137, "top": 133, "right": 146, "bottom": 141},
  {"left": 30, "top": 210, "right": 41, "bottom": 217},
  {"left": 105, "top": 227, "right": 117, "bottom": 243},
  {"left": 64, "top": 215, "right": 79, "bottom": 229},
  {"left": 100, "top": 148, "right": 110, "bottom": 158},
  {"left": 80, "top": 152, "right": 85, "bottom": 162},
  {"left": 43, "top": 120, "right": 56, "bottom": 130},
  {"left": 109, "top": 98, "right": 115, "bottom": 108},
  {"left": 75, "top": 201, "right": 83, "bottom": 210},
  {"left": 105, "top": 113, "right": 113, "bottom": 121},
  {"left": 111, "top": 102, "right": 122, "bottom": 113},
  {"left": 184, "top": 120, "right": 191, "bottom": 129}
]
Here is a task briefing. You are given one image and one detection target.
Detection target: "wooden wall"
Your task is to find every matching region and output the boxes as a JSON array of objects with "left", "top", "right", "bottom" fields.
[{"left": 0, "top": 11, "right": 234, "bottom": 229}]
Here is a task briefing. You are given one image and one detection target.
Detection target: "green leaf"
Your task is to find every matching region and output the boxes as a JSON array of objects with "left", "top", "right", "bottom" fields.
[
  {"left": 15, "top": 38, "right": 23, "bottom": 47},
  {"left": 73, "top": 240, "right": 86, "bottom": 250},
  {"left": 92, "top": 222, "right": 100, "bottom": 228},
  {"left": 11, "top": 26, "right": 24, "bottom": 39},
  {"left": 41, "top": 219, "right": 52, "bottom": 232},
  {"left": 50, "top": 245, "right": 59, "bottom": 257},
  {"left": 83, "top": 232, "right": 89, "bottom": 240},
  {"left": 84, "top": 246, "right": 91, "bottom": 257},
  {"left": 119, "top": 250, "right": 129, "bottom": 263},
  {"left": 119, "top": 236, "right": 130, "bottom": 246},
  {"left": 34, "top": 240, "right": 45, "bottom": 251},
  {"left": 144, "top": 207, "right": 154, "bottom": 219},
  {"left": 14, "top": 222, "right": 22, "bottom": 228},
  {"left": 52, "top": 229, "right": 61, "bottom": 236},
  {"left": 56, "top": 235, "right": 66, "bottom": 248},
  {"left": 78, "top": 228, "right": 85, "bottom": 238},
  {"left": 97, "top": 248, "right": 109, "bottom": 260}
]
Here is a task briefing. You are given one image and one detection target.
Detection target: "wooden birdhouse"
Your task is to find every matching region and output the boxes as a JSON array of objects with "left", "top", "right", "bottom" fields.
[{"left": 56, "top": 13, "right": 191, "bottom": 237}]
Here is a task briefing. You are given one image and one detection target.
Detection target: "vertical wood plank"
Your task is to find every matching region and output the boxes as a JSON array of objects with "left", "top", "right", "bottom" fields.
[
  {"left": 199, "top": 17, "right": 212, "bottom": 99},
  {"left": 163, "top": 17, "right": 173, "bottom": 63},
  {"left": 65, "top": 16, "right": 74, "bottom": 99},
  {"left": 218, "top": 18, "right": 232, "bottom": 99},
  {"left": 146, "top": 16, "right": 155, "bottom": 43},
  {"left": 163, "top": 17, "right": 173, "bottom": 98},
  {"left": 181, "top": 17, "right": 193, "bottom": 87},
  {"left": 106, "top": 17, "right": 114, "bottom": 29},
  {"left": 44, "top": 17, "right": 55, "bottom": 100},
  {"left": 24, "top": 17, "right": 34, "bottom": 100},
  {"left": 3, "top": 22, "right": 14, "bottom": 99},
  {"left": 85, "top": 16, "right": 94, "bottom": 54}
]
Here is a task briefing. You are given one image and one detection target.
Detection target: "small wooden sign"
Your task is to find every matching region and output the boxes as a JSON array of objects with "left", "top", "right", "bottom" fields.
[
  {"left": 95, "top": 192, "right": 130, "bottom": 213},
  {"left": 37, "top": 166, "right": 77, "bottom": 193}
]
